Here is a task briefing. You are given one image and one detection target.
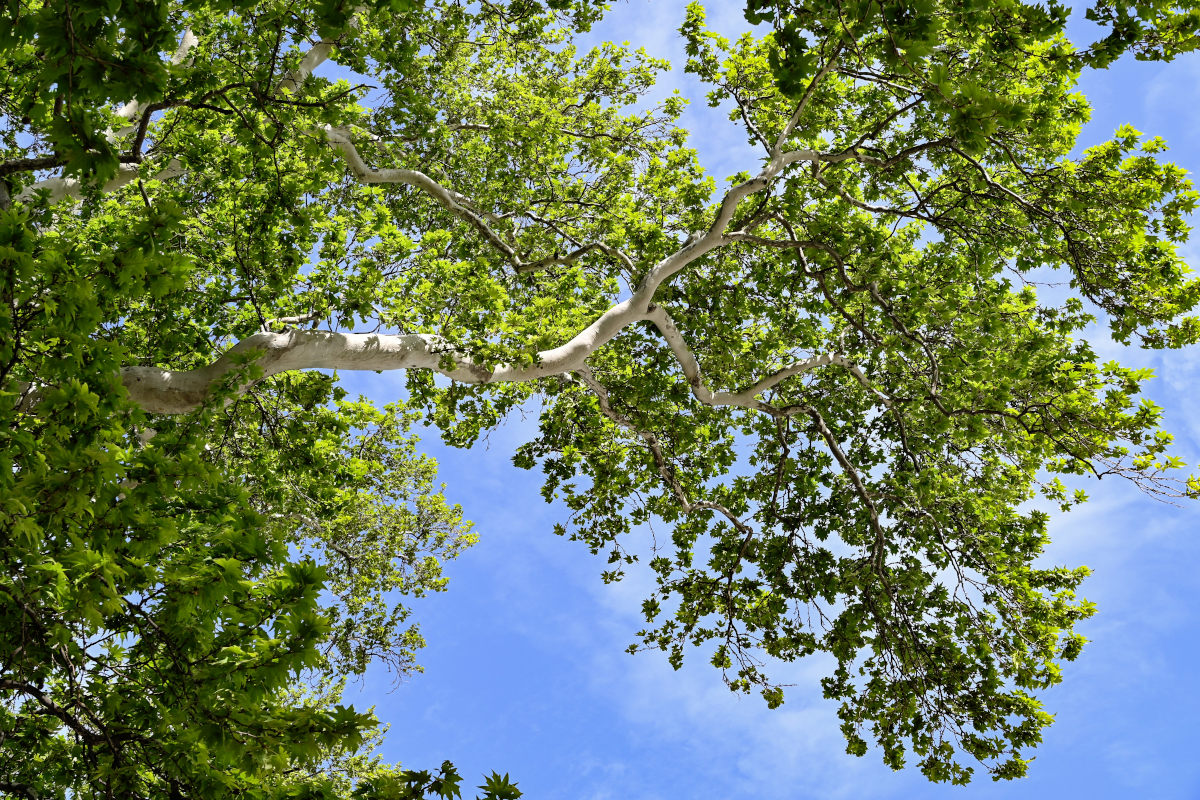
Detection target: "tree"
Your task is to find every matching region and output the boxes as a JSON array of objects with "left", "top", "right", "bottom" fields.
[{"left": 2, "top": 0, "right": 1199, "bottom": 793}]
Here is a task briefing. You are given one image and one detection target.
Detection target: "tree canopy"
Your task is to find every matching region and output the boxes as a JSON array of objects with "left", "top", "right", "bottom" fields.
[{"left": 2, "top": 0, "right": 1199, "bottom": 795}]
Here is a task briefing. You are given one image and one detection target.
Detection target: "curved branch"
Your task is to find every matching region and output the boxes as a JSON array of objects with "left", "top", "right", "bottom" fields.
[
  {"left": 277, "top": 11, "right": 364, "bottom": 95},
  {"left": 643, "top": 304, "right": 890, "bottom": 410},
  {"left": 112, "top": 28, "right": 200, "bottom": 132},
  {"left": 59, "top": 301, "right": 891, "bottom": 421},
  {"left": 325, "top": 126, "right": 635, "bottom": 275},
  {"left": 635, "top": 147, "right": 822, "bottom": 300},
  {"left": 13, "top": 105, "right": 858, "bottom": 420},
  {"left": 10, "top": 141, "right": 863, "bottom": 416}
]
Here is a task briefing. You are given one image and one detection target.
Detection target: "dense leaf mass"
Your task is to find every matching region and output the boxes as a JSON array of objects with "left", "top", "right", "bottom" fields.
[{"left": 2, "top": 0, "right": 1198, "bottom": 794}]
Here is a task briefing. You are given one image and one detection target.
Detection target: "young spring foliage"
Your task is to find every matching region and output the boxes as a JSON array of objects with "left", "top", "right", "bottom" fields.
[{"left": 2, "top": 0, "right": 1198, "bottom": 791}]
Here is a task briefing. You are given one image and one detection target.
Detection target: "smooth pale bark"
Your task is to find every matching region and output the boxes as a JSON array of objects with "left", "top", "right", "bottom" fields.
[
  {"left": 9, "top": 31, "right": 875, "bottom": 421},
  {"left": 19, "top": 318, "right": 872, "bottom": 417},
  {"left": 119, "top": 330, "right": 489, "bottom": 414},
  {"left": 97, "top": 323, "right": 656, "bottom": 414},
  {"left": 9, "top": 141, "right": 874, "bottom": 416},
  {"left": 15, "top": 159, "right": 185, "bottom": 204}
]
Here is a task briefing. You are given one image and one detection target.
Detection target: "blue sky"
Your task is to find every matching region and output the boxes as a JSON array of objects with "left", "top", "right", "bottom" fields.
[{"left": 335, "top": 3, "right": 1200, "bottom": 797}]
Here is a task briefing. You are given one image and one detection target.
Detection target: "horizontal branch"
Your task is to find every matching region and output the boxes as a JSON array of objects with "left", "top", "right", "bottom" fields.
[
  {"left": 1, "top": 152, "right": 152, "bottom": 180},
  {"left": 0, "top": 679, "right": 103, "bottom": 745},
  {"left": 9, "top": 61, "right": 874, "bottom": 421},
  {"left": 119, "top": 331, "right": 490, "bottom": 414},
  {"left": 14, "top": 159, "right": 183, "bottom": 204},
  {"left": 10, "top": 298, "right": 890, "bottom": 418},
  {"left": 14, "top": 320, "right": 651, "bottom": 415},
  {"left": 0, "top": 781, "right": 38, "bottom": 800},
  {"left": 0, "top": 156, "right": 75, "bottom": 178}
]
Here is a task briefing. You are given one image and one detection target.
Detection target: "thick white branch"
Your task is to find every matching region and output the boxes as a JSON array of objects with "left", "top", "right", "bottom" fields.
[
  {"left": 278, "top": 32, "right": 347, "bottom": 94},
  {"left": 11, "top": 40, "right": 860, "bottom": 423},
  {"left": 33, "top": 299, "right": 888, "bottom": 418},
  {"left": 278, "top": 6, "right": 366, "bottom": 93},
  {"left": 15, "top": 159, "right": 184, "bottom": 204},
  {"left": 277, "top": 41, "right": 337, "bottom": 94},
  {"left": 61, "top": 321, "right": 647, "bottom": 414},
  {"left": 117, "top": 330, "right": 485, "bottom": 414},
  {"left": 85, "top": 133, "right": 840, "bottom": 418}
]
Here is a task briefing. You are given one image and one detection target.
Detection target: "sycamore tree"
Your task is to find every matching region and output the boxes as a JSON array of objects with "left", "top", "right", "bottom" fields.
[{"left": 3, "top": 0, "right": 1200, "bottom": 795}]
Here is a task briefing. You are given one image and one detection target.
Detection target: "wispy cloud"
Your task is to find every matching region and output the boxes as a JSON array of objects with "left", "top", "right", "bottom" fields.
[{"left": 1143, "top": 54, "right": 1200, "bottom": 135}]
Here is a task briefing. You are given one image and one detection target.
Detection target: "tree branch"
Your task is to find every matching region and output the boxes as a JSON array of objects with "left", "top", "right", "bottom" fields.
[
  {"left": 0, "top": 781, "right": 39, "bottom": 800},
  {"left": 12, "top": 318, "right": 648, "bottom": 415},
  {"left": 8, "top": 133, "right": 867, "bottom": 417},
  {"left": 643, "top": 304, "right": 889, "bottom": 410},
  {"left": 14, "top": 159, "right": 184, "bottom": 204},
  {"left": 276, "top": 14, "right": 362, "bottom": 95},
  {"left": 799, "top": 404, "right": 889, "bottom": 575},
  {"left": 774, "top": 41, "right": 843, "bottom": 154},
  {"left": 12, "top": 22, "right": 331, "bottom": 205},
  {"left": 114, "top": 29, "right": 199, "bottom": 124},
  {"left": 0, "top": 680, "right": 103, "bottom": 745},
  {"left": 575, "top": 366, "right": 754, "bottom": 535},
  {"left": 324, "top": 126, "right": 633, "bottom": 275}
]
